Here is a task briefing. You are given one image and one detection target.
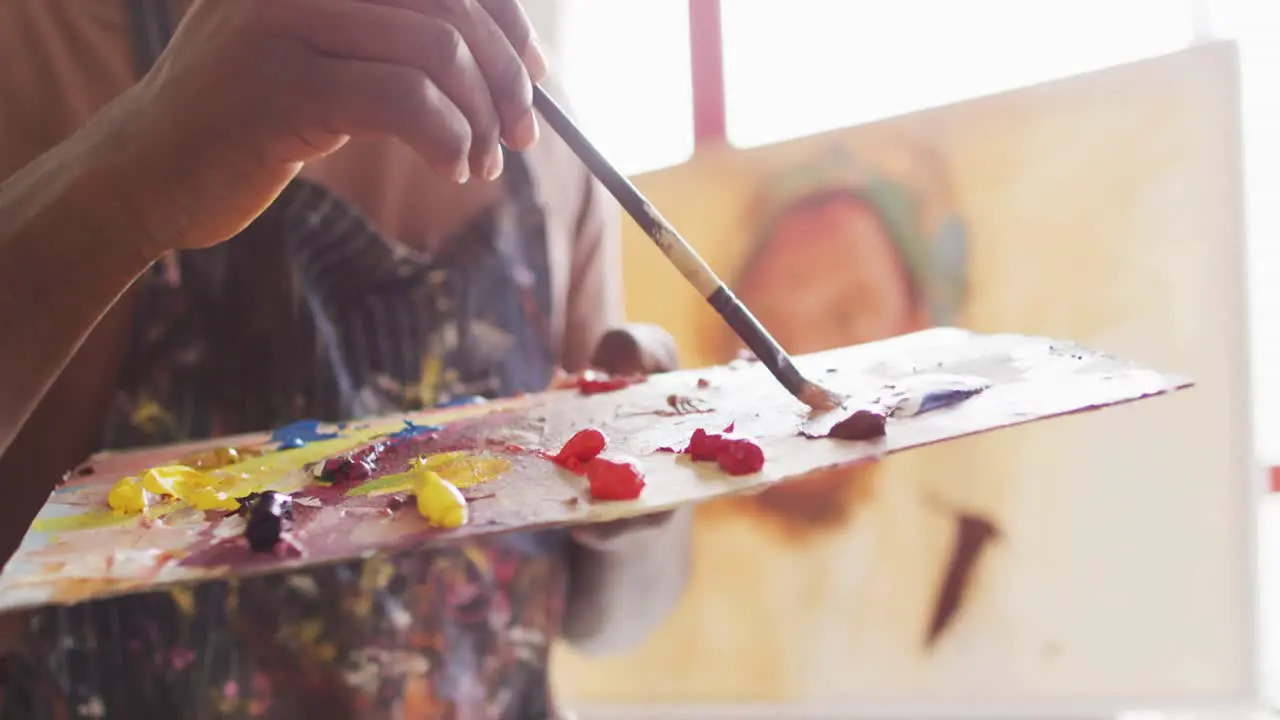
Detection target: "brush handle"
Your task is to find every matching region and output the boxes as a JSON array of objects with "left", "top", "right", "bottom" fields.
[
  {"left": 531, "top": 85, "right": 820, "bottom": 403},
  {"left": 530, "top": 87, "right": 717, "bottom": 296}
]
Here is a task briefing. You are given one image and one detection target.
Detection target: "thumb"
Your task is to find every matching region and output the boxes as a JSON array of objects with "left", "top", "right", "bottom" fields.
[{"left": 590, "top": 324, "right": 679, "bottom": 376}]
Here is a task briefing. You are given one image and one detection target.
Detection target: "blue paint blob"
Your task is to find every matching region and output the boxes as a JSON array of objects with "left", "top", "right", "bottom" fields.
[
  {"left": 389, "top": 419, "right": 442, "bottom": 440},
  {"left": 270, "top": 419, "right": 340, "bottom": 450},
  {"left": 917, "top": 386, "right": 986, "bottom": 414},
  {"left": 438, "top": 395, "right": 487, "bottom": 408},
  {"left": 884, "top": 374, "right": 990, "bottom": 418}
]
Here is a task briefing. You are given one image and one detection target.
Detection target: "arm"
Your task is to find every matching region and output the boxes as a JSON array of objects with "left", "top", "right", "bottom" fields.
[
  {"left": 558, "top": 146, "right": 625, "bottom": 373},
  {"left": 0, "top": 90, "right": 157, "bottom": 461},
  {"left": 563, "top": 505, "right": 693, "bottom": 655},
  {"left": 0, "top": 0, "right": 549, "bottom": 559},
  {"left": 558, "top": 161, "right": 693, "bottom": 655}
]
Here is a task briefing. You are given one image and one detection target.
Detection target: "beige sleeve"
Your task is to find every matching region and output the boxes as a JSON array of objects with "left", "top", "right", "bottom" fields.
[{"left": 559, "top": 164, "right": 626, "bottom": 372}]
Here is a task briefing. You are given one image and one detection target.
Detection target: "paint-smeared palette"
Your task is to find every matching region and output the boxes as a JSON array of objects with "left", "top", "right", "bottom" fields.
[{"left": 0, "top": 328, "right": 1190, "bottom": 613}]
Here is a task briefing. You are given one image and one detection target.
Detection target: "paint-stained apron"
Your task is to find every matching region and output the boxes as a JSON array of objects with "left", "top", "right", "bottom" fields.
[{"left": 0, "top": 1, "right": 569, "bottom": 718}]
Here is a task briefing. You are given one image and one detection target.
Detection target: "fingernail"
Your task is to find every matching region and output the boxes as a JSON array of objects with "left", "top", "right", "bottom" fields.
[
  {"left": 525, "top": 39, "right": 549, "bottom": 81},
  {"left": 483, "top": 144, "right": 504, "bottom": 181},
  {"left": 451, "top": 159, "right": 470, "bottom": 184},
  {"left": 510, "top": 111, "right": 539, "bottom": 150}
]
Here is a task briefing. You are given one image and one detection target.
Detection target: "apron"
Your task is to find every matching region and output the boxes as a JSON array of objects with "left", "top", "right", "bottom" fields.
[{"left": 0, "top": 1, "right": 570, "bottom": 717}]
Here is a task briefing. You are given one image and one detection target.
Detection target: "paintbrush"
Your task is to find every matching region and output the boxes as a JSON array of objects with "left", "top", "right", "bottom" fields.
[{"left": 531, "top": 85, "right": 843, "bottom": 412}]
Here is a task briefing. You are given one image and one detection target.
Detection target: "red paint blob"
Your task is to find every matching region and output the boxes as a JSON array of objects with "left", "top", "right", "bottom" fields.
[
  {"left": 716, "top": 437, "right": 765, "bottom": 475},
  {"left": 586, "top": 458, "right": 646, "bottom": 500},
  {"left": 685, "top": 428, "right": 727, "bottom": 462},
  {"left": 317, "top": 441, "right": 388, "bottom": 484},
  {"left": 550, "top": 428, "right": 607, "bottom": 474},
  {"left": 675, "top": 423, "right": 764, "bottom": 476},
  {"left": 576, "top": 369, "right": 645, "bottom": 395}
]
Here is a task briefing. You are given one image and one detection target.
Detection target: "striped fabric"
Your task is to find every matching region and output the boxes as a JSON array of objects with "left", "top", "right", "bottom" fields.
[
  {"left": 0, "top": 2, "right": 571, "bottom": 718},
  {"left": 103, "top": 173, "right": 555, "bottom": 448}
]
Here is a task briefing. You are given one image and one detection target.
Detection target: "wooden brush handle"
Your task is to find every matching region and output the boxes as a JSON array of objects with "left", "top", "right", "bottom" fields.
[
  {"left": 531, "top": 85, "right": 840, "bottom": 410},
  {"left": 531, "top": 86, "right": 720, "bottom": 297}
]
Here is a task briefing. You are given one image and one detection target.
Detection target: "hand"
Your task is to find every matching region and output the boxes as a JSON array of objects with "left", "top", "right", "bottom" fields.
[
  {"left": 571, "top": 323, "right": 682, "bottom": 550},
  {"left": 98, "top": 0, "right": 547, "bottom": 257},
  {"left": 571, "top": 508, "right": 685, "bottom": 552},
  {"left": 589, "top": 323, "right": 679, "bottom": 376}
]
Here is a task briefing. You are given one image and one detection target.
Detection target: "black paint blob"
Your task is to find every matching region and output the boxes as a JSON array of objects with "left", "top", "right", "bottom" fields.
[{"left": 241, "top": 491, "right": 295, "bottom": 553}]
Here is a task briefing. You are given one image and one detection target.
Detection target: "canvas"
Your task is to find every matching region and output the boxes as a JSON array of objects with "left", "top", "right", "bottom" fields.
[{"left": 554, "top": 42, "right": 1256, "bottom": 713}]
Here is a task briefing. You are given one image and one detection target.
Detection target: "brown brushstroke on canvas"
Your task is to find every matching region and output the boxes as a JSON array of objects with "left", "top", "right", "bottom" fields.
[{"left": 925, "top": 511, "right": 1001, "bottom": 647}]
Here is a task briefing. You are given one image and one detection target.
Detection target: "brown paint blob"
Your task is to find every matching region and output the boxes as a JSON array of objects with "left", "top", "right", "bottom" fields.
[
  {"left": 827, "top": 409, "right": 887, "bottom": 440},
  {"left": 665, "top": 394, "right": 710, "bottom": 415}
]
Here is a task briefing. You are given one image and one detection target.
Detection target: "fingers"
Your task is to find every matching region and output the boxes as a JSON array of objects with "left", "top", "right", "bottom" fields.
[
  {"left": 475, "top": 0, "right": 548, "bottom": 82},
  {"left": 280, "top": 0, "right": 543, "bottom": 180},
  {"left": 372, "top": 0, "right": 539, "bottom": 152},
  {"left": 590, "top": 324, "right": 681, "bottom": 376},
  {"left": 302, "top": 56, "right": 472, "bottom": 182},
  {"left": 570, "top": 511, "right": 678, "bottom": 552},
  {"left": 299, "top": 3, "right": 502, "bottom": 180}
]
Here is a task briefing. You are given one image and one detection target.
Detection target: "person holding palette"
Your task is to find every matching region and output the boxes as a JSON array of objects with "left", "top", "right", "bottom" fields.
[{"left": 0, "top": 0, "right": 690, "bottom": 717}]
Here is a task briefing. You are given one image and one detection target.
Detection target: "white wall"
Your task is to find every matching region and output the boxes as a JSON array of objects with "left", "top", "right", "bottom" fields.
[{"left": 521, "top": 0, "right": 563, "bottom": 65}]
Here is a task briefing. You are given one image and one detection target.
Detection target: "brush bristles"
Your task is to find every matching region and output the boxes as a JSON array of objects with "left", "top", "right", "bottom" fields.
[{"left": 798, "top": 382, "right": 845, "bottom": 412}]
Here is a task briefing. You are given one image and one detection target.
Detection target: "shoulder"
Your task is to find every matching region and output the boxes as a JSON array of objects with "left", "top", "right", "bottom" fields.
[{"left": 0, "top": 0, "right": 136, "bottom": 177}]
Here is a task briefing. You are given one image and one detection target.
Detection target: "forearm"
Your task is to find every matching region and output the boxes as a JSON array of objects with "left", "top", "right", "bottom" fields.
[
  {"left": 0, "top": 99, "right": 157, "bottom": 458},
  {"left": 562, "top": 507, "right": 693, "bottom": 655}
]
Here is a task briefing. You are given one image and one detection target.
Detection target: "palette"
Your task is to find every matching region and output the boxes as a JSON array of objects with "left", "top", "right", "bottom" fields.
[{"left": 0, "top": 328, "right": 1190, "bottom": 613}]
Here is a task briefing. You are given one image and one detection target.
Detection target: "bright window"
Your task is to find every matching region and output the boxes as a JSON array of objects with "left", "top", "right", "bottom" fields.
[
  {"left": 554, "top": 0, "right": 695, "bottom": 176},
  {"left": 721, "top": 0, "right": 1198, "bottom": 148}
]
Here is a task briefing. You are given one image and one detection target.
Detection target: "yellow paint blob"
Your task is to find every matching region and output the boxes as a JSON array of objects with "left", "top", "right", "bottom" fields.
[
  {"left": 413, "top": 471, "right": 468, "bottom": 529},
  {"left": 413, "top": 452, "right": 468, "bottom": 470},
  {"left": 346, "top": 452, "right": 509, "bottom": 498},
  {"left": 176, "top": 446, "right": 261, "bottom": 470},
  {"left": 138, "top": 466, "right": 189, "bottom": 496},
  {"left": 107, "top": 477, "right": 145, "bottom": 514},
  {"left": 433, "top": 457, "right": 510, "bottom": 489},
  {"left": 105, "top": 465, "right": 241, "bottom": 516},
  {"left": 135, "top": 466, "right": 240, "bottom": 511}
]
